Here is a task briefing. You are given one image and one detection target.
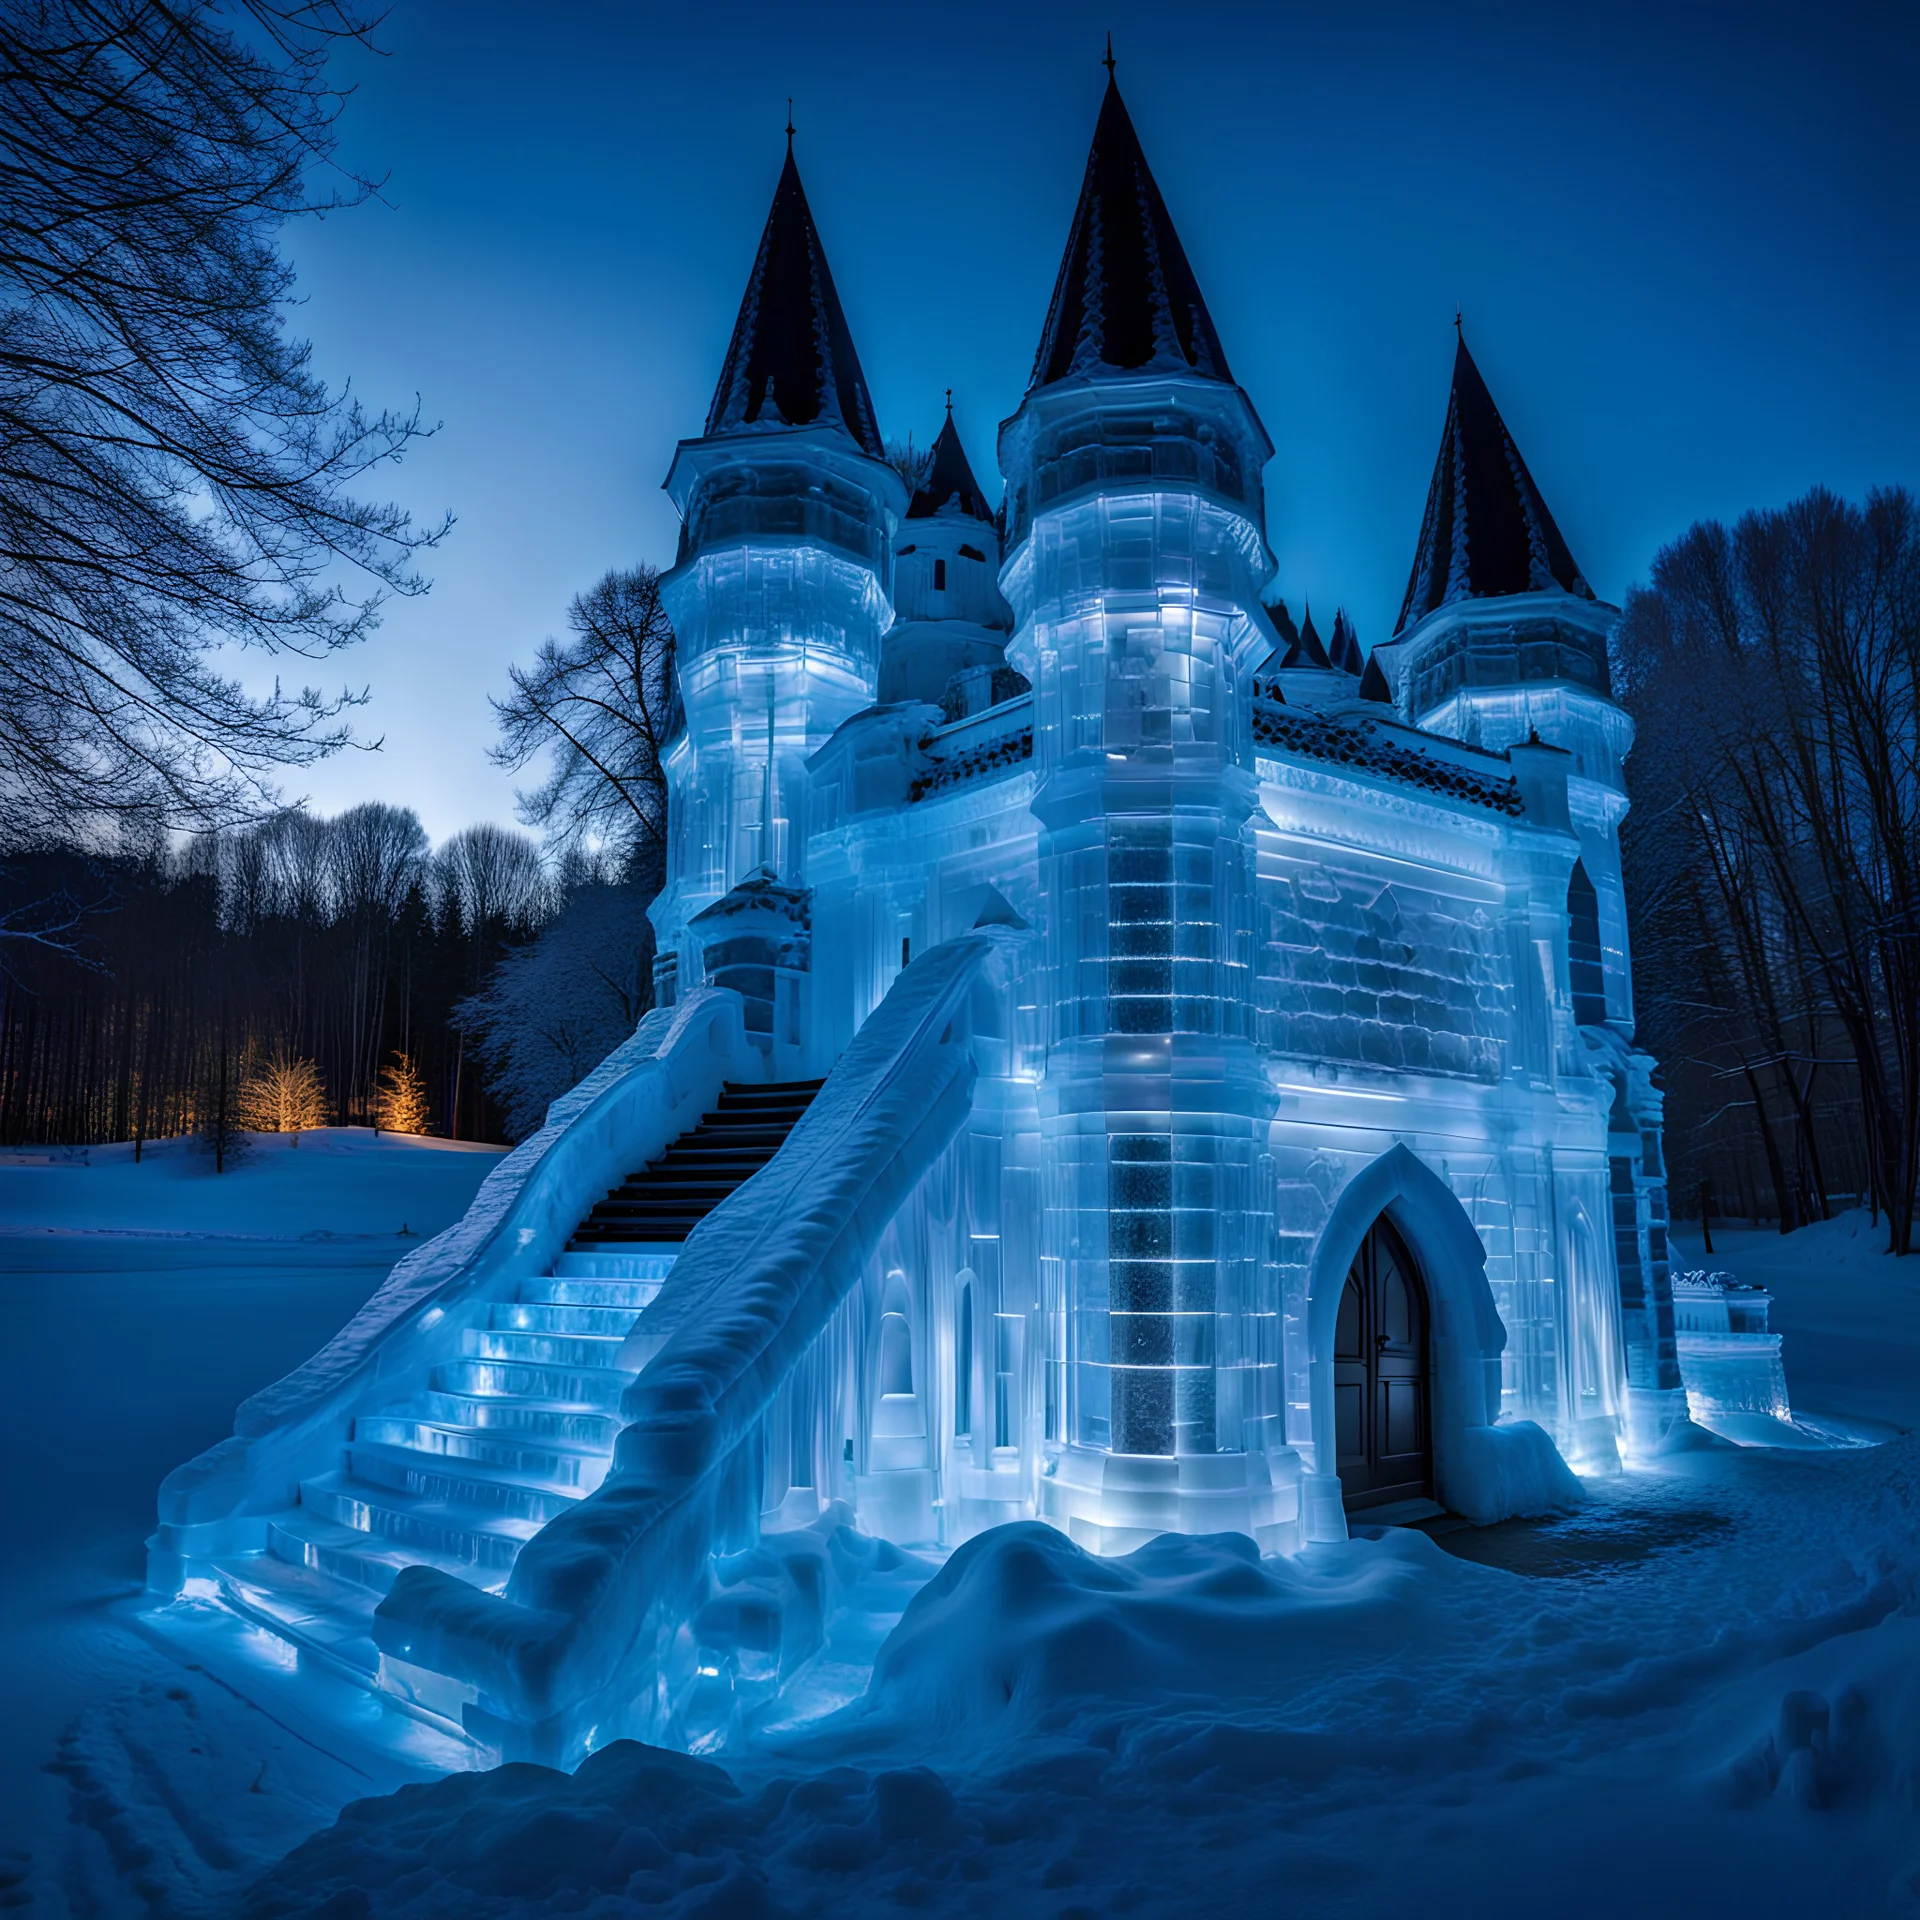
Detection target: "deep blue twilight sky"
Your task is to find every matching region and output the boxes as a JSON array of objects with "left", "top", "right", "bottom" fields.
[{"left": 280, "top": 0, "right": 1917, "bottom": 843}]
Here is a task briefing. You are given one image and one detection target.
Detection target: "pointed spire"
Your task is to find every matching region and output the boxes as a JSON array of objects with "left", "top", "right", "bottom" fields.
[
  {"left": 1264, "top": 596, "right": 1300, "bottom": 653},
  {"left": 1280, "top": 599, "right": 1332, "bottom": 671},
  {"left": 1028, "top": 71, "right": 1233, "bottom": 391},
  {"left": 908, "top": 406, "right": 996, "bottom": 522},
  {"left": 704, "top": 144, "right": 883, "bottom": 458},
  {"left": 1328, "top": 608, "right": 1364, "bottom": 675},
  {"left": 1395, "top": 328, "right": 1592, "bottom": 635},
  {"left": 1358, "top": 650, "right": 1395, "bottom": 704}
]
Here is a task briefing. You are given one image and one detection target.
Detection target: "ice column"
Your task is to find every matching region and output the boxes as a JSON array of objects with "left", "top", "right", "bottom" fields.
[{"left": 1002, "top": 376, "right": 1284, "bottom": 1552}]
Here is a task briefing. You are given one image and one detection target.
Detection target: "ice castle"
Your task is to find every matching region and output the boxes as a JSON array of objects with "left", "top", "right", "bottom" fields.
[{"left": 151, "top": 71, "right": 1689, "bottom": 1761}]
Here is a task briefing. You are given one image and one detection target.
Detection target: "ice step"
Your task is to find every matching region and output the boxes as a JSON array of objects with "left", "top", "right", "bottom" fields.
[
  {"left": 209, "top": 1551, "right": 382, "bottom": 1677},
  {"left": 464, "top": 1326, "right": 630, "bottom": 1370},
  {"left": 346, "top": 1438, "right": 596, "bottom": 1515},
  {"left": 418, "top": 1389, "right": 622, "bottom": 1446},
  {"left": 431, "top": 1357, "right": 633, "bottom": 1407},
  {"left": 553, "top": 1249, "right": 678, "bottom": 1282},
  {"left": 517, "top": 1276, "right": 661, "bottom": 1310},
  {"left": 492, "top": 1300, "right": 645, "bottom": 1338},
  {"left": 299, "top": 1471, "right": 539, "bottom": 1574},
  {"left": 356, "top": 1412, "right": 613, "bottom": 1484},
  {"left": 267, "top": 1507, "right": 507, "bottom": 1597}
]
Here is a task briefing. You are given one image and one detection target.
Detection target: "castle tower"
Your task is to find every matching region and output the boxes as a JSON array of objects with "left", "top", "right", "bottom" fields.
[
  {"left": 877, "top": 403, "right": 1013, "bottom": 712},
  {"left": 1000, "top": 68, "right": 1284, "bottom": 1550},
  {"left": 649, "top": 139, "right": 907, "bottom": 1021},
  {"left": 1376, "top": 328, "right": 1684, "bottom": 1445}
]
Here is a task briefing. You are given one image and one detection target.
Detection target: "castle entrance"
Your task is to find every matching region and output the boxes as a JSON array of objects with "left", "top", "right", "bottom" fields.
[{"left": 1334, "top": 1216, "right": 1433, "bottom": 1512}]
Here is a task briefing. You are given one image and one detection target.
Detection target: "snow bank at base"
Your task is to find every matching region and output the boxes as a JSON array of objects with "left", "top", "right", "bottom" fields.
[
  {"left": 231, "top": 1474, "right": 1920, "bottom": 1918},
  {"left": 244, "top": 1740, "right": 976, "bottom": 1920},
  {"left": 241, "top": 1521, "right": 1518, "bottom": 1919},
  {"left": 1444, "top": 1418, "right": 1586, "bottom": 1526},
  {"left": 853, "top": 1520, "right": 1503, "bottom": 1748}
]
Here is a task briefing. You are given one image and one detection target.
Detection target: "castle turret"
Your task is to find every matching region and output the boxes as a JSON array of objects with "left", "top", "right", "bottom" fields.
[
  {"left": 650, "top": 139, "right": 908, "bottom": 1026},
  {"left": 1379, "top": 330, "right": 1625, "bottom": 787},
  {"left": 876, "top": 403, "right": 1014, "bottom": 712},
  {"left": 1379, "top": 327, "right": 1684, "bottom": 1448},
  {"left": 1000, "top": 65, "right": 1284, "bottom": 1550}
]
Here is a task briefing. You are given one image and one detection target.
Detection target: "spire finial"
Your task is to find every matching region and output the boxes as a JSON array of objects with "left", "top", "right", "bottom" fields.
[
  {"left": 1103, "top": 30, "right": 1116, "bottom": 78},
  {"left": 785, "top": 98, "right": 795, "bottom": 150},
  {"left": 1453, "top": 305, "right": 1463, "bottom": 338},
  {"left": 944, "top": 386, "right": 953, "bottom": 419}
]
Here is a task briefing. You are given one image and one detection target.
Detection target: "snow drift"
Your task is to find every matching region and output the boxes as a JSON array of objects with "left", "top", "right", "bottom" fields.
[{"left": 854, "top": 1519, "right": 1505, "bottom": 1748}]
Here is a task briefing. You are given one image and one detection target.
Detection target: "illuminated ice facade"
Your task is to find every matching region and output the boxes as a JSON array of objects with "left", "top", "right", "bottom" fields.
[
  {"left": 649, "top": 80, "right": 1686, "bottom": 1560},
  {"left": 148, "top": 77, "right": 1691, "bottom": 1764}
]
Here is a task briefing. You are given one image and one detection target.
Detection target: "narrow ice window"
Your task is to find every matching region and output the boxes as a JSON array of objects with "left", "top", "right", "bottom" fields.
[
  {"left": 1567, "top": 861, "right": 1606, "bottom": 1026},
  {"left": 934, "top": 558, "right": 947, "bottom": 591},
  {"left": 955, "top": 1283, "right": 973, "bottom": 1436},
  {"left": 880, "top": 1313, "right": 913, "bottom": 1397}
]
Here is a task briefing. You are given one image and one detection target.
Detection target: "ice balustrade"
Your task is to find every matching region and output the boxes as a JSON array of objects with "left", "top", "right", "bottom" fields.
[
  {"left": 371, "top": 925, "right": 1026, "bottom": 1763},
  {"left": 148, "top": 990, "right": 760, "bottom": 1593}
]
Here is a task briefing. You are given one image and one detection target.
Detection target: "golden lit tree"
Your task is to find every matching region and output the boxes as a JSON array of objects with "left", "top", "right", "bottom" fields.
[
  {"left": 373, "top": 1052, "right": 429, "bottom": 1135},
  {"left": 235, "top": 1054, "right": 330, "bottom": 1140}
]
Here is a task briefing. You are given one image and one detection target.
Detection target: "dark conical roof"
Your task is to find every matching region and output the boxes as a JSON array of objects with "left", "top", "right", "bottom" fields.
[
  {"left": 1281, "top": 600, "right": 1332, "bottom": 671},
  {"left": 1029, "top": 77, "right": 1233, "bottom": 391},
  {"left": 1395, "top": 332, "right": 1593, "bottom": 635},
  {"left": 704, "top": 146, "right": 883, "bottom": 458},
  {"left": 908, "top": 410, "right": 995, "bottom": 521},
  {"left": 1328, "top": 608, "right": 1364, "bottom": 675},
  {"left": 1358, "top": 649, "right": 1394, "bottom": 704}
]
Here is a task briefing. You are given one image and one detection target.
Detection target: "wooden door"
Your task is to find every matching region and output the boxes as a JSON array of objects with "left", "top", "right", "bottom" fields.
[{"left": 1334, "top": 1217, "right": 1432, "bottom": 1512}]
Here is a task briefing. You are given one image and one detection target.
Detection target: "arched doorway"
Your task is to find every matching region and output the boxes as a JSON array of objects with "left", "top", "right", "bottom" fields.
[{"left": 1334, "top": 1216, "right": 1432, "bottom": 1512}]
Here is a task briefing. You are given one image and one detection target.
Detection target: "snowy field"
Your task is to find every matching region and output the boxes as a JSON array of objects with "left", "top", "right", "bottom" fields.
[
  {"left": 0, "top": 1131, "right": 507, "bottom": 1914},
  {"left": 2, "top": 1176, "right": 1917, "bottom": 1916}
]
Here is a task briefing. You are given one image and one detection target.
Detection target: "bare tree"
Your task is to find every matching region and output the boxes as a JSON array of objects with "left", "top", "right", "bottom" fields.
[
  {"left": 1617, "top": 485, "right": 1920, "bottom": 1252},
  {"left": 436, "top": 825, "right": 545, "bottom": 949},
  {"left": 885, "top": 434, "right": 932, "bottom": 498},
  {"left": 489, "top": 567, "right": 676, "bottom": 874},
  {"left": 0, "top": 0, "right": 446, "bottom": 839},
  {"left": 236, "top": 1051, "right": 329, "bottom": 1137}
]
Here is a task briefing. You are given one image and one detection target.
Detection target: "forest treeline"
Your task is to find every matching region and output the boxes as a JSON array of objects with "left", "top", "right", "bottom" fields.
[
  {"left": 2, "top": 812, "right": 546, "bottom": 1146},
  {"left": 0, "top": 561, "right": 675, "bottom": 1153},
  {"left": 1618, "top": 484, "right": 1920, "bottom": 1252}
]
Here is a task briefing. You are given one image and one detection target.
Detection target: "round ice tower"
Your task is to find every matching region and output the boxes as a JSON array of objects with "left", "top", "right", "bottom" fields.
[
  {"left": 1000, "top": 68, "right": 1285, "bottom": 1551},
  {"left": 650, "top": 138, "right": 907, "bottom": 1021},
  {"left": 876, "top": 403, "right": 1013, "bottom": 712}
]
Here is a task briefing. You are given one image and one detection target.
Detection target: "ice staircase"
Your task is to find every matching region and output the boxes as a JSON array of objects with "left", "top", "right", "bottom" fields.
[{"left": 204, "top": 1080, "right": 822, "bottom": 1710}]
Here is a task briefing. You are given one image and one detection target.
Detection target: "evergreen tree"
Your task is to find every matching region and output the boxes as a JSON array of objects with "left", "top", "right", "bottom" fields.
[{"left": 373, "top": 1053, "right": 429, "bottom": 1134}]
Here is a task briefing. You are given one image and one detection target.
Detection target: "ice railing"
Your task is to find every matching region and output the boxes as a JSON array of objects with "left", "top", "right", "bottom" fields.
[
  {"left": 149, "top": 989, "right": 758, "bottom": 1590},
  {"left": 372, "top": 925, "right": 1024, "bottom": 1763}
]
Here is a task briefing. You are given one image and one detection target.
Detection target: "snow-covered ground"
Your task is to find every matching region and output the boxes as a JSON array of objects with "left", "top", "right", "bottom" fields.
[
  {"left": 0, "top": 1131, "right": 506, "bottom": 1915},
  {"left": 5, "top": 1196, "right": 1918, "bottom": 1917},
  {"left": 0, "top": 1127, "right": 506, "bottom": 1241}
]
